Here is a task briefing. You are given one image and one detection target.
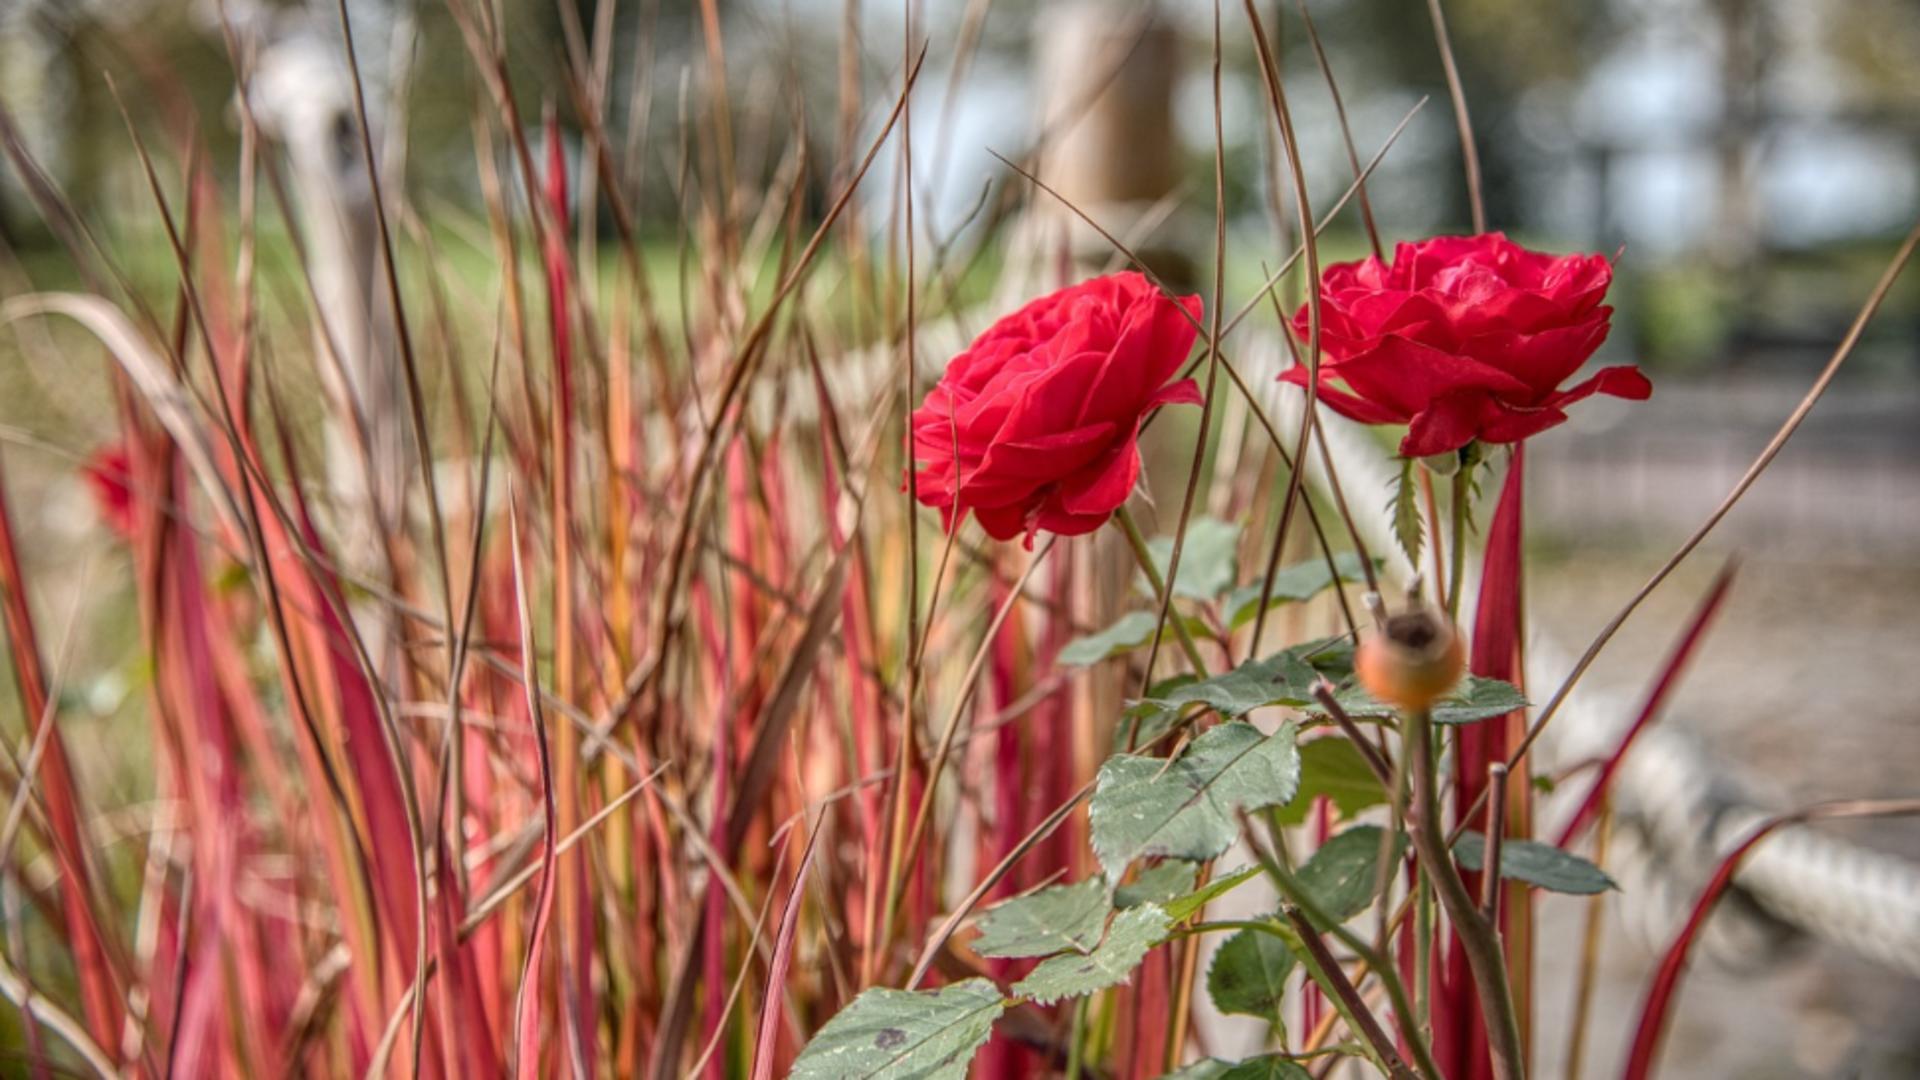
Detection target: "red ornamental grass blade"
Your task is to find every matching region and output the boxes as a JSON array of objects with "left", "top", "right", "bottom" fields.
[
  {"left": 540, "top": 107, "right": 598, "bottom": 1078},
  {"left": 0, "top": 456, "right": 125, "bottom": 1049},
  {"left": 980, "top": 568, "right": 1039, "bottom": 1080},
  {"left": 1619, "top": 820, "right": 1783, "bottom": 1080},
  {"left": 1556, "top": 561, "right": 1738, "bottom": 850},
  {"left": 266, "top": 391, "right": 425, "bottom": 1062},
  {"left": 1439, "top": 448, "right": 1528, "bottom": 1080},
  {"left": 507, "top": 496, "right": 560, "bottom": 1080},
  {"left": 1620, "top": 798, "right": 1920, "bottom": 1080},
  {"left": 1620, "top": 818, "right": 1781, "bottom": 1068},
  {"left": 749, "top": 825, "right": 822, "bottom": 1080}
]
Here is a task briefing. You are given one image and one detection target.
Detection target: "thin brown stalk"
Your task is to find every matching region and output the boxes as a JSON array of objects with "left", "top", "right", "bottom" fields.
[
  {"left": 622, "top": 48, "right": 927, "bottom": 738},
  {"left": 1564, "top": 807, "right": 1612, "bottom": 1080},
  {"left": 905, "top": 780, "right": 1096, "bottom": 990},
  {"left": 1310, "top": 684, "right": 1395, "bottom": 789},
  {"left": 884, "top": 538, "right": 1059, "bottom": 945},
  {"left": 1140, "top": 0, "right": 1231, "bottom": 717},
  {"left": 1426, "top": 0, "right": 1487, "bottom": 233},
  {"left": 875, "top": 3, "right": 927, "bottom": 990},
  {"left": 1241, "top": 0, "right": 1326, "bottom": 653},
  {"left": 1297, "top": 0, "right": 1383, "bottom": 258},
  {"left": 1481, "top": 763, "right": 1510, "bottom": 920}
]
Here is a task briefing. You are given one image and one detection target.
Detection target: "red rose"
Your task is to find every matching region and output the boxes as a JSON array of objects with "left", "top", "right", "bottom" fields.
[
  {"left": 910, "top": 272, "right": 1203, "bottom": 543},
  {"left": 1282, "top": 232, "right": 1651, "bottom": 457}
]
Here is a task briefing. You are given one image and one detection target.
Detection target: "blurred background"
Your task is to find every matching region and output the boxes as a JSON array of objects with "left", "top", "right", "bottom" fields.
[{"left": 2, "top": 0, "right": 1918, "bottom": 1076}]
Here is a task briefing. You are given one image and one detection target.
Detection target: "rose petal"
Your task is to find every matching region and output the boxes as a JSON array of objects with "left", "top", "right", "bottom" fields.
[
  {"left": 1401, "top": 391, "right": 1491, "bottom": 457},
  {"left": 1333, "top": 336, "right": 1534, "bottom": 419},
  {"left": 963, "top": 419, "right": 1119, "bottom": 506},
  {"left": 907, "top": 271, "right": 1212, "bottom": 543},
  {"left": 972, "top": 502, "right": 1032, "bottom": 544},
  {"left": 1475, "top": 401, "right": 1571, "bottom": 445},
  {"left": 1147, "top": 377, "right": 1204, "bottom": 409},
  {"left": 1545, "top": 365, "right": 1653, "bottom": 413},
  {"left": 1278, "top": 365, "right": 1407, "bottom": 424},
  {"left": 1082, "top": 285, "right": 1200, "bottom": 422},
  {"left": 1465, "top": 311, "right": 1612, "bottom": 399},
  {"left": 1055, "top": 437, "right": 1140, "bottom": 518},
  {"left": 1033, "top": 502, "right": 1114, "bottom": 539}
]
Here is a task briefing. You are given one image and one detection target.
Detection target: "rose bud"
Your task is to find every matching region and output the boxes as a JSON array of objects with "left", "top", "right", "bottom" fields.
[{"left": 1355, "top": 608, "right": 1465, "bottom": 712}]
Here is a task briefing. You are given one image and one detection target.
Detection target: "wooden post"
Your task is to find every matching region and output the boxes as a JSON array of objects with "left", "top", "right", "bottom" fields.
[{"left": 1017, "top": 2, "right": 1194, "bottom": 290}]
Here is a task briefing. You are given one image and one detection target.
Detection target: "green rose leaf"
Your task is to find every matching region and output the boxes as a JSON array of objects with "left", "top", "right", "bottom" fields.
[
  {"left": 1163, "top": 1057, "right": 1313, "bottom": 1080},
  {"left": 788, "top": 978, "right": 1004, "bottom": 1080},
  {"left": 1115, "top": 861, "right": 1198, "bottom": 910},
  {"left": 1206, "top": 927, "right": 1296, "bottom": 1026},
  {"left": 1060, "top": 612, "right": 1162, "bottom": 667},
  {"left": 971, "top": 879, "right": 1111, "bottom": 959},
  {"left": 1145, "top": 517, "right": 1243, "bottom": 601},
  {"left": 1454, "top": 832, "right": 1616, "bottom": 895},
  {"left": 1114, "top": 675, "right": 1201, "bottom": 753},
  {"left": 1273, "top": 737, "right": 1388, "bottom": 826},
  {"left": 1163, "top": 1061, "right": 1234, "bottom": 1080},
  {"left": 1295, "top": 825, "right": 1409, "bottom": 930},
  {"left": 1332, "top": 675, "right": 1527, "bottom": 726},
  {"left": 1012, "top": 904, "right": 1169, "bottom": 1005},
  {"left": 1125, "top": 639, "right": 1355, "bottom": 738},
  {"left": 1226, "top": 553, "right": 1376, "bottom": 628},
  {"left": 1063, "top": 611, "right": 1216, "bottom": 669},
  {"left": 1130, "top": 637, "right": 1353, "bottom": 726},
  {"left": 1090, "top": 721, "right": 1301, "bottom": 878},
  {"left": 1161, "top": 864, "right": 1262, "bottom": 924}
]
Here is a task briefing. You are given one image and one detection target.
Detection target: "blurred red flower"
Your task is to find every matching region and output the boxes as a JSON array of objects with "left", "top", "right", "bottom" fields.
[
  {"left": 83, "top": 442, "right": 138, "bottom": 539},
  {"left": 910, "top": 271, "right": 1203, "bottom": 544},
  {"left": 1283, "top": 232, "right": 1651, "bottom": 457}
]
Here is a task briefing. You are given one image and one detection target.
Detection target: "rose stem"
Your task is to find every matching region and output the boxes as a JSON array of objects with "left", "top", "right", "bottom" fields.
[
  {"left": 1111, "top": 505, "right": 1211, "bottom": 677},
  {"left": 1063, "top": 997, "right": 1088, "bottom": 1080},
  {"left": 1407, "top": 706, "right": 1526, "bottom": 1080},
  {"left": 1280, "top": 907, "right": 1423, "bottom": 1080},
  {"left": 1445, "top": 458, "right": 1472, "bottom": 621}
]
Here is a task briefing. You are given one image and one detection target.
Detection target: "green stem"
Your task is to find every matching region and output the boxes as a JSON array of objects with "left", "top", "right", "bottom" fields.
[
  {"left": 1415, "top": 869, "right": 1434, "bottom": 1031},
  {"left": 1446, "top": 463, "right": 1470, "bottom": 621},
  {"left": 1112, "top": 505, "right": 1212, "bottom": 677},
  {"left": 1280, "top": 907, "right": 1421, "bottom": 1080},
  {"left": 1407, "top": 708, "right": 1526, "bottom": 1080},
  {"left": 1064, "top": 997, "right": 1088, "bottom": 1080},
  {"left": 1262, "top": 855, "right": 1446, "bottom": 1080}
]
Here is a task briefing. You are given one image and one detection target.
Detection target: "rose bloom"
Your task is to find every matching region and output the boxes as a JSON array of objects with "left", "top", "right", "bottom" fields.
[
  {"left": 910, "top": 272, "right": 1202, "bottom": 544},
  {"left": 1283, "top": 232, "right": 1651, "bottom": 457}
]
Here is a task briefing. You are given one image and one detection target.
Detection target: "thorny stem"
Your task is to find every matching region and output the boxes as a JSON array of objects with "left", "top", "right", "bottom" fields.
[
  {"left": 1407, "top": 708, "right": 1525, "bottom": 1080},
  {"left": 1112, "top": 506, "right": 1211, "bottom": 677}
]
